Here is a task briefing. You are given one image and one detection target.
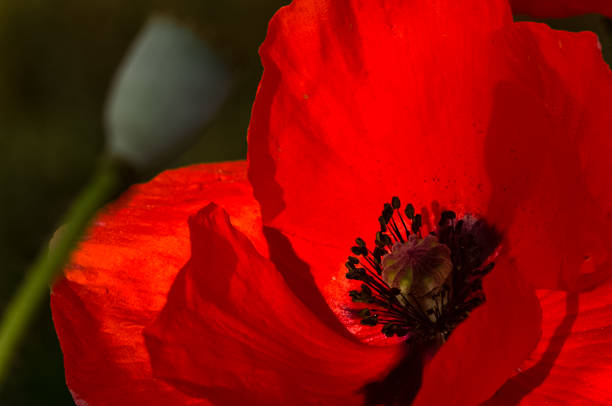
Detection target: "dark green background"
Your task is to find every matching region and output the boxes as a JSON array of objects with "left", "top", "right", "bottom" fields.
[{"left": 0, "top": 2, "right": 609, "bottom": 404}]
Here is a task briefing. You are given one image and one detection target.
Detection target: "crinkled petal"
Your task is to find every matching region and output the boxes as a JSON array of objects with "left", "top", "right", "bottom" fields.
[
  {"left": 509, "top": 0, "right": 612, "bottom": 18},
  {"left": 144, "top": 204, "right": 402, "bottom": 405},
  {"left": 483, "top": 279, "right": 612, "bottom": 405},
  {"left": 51, "top": 161, "right": 265, "bottom": 406}
]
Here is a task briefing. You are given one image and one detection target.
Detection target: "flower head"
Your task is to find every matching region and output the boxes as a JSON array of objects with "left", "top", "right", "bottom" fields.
[{"left": 52, "top": 0, "right": 612, "bottom": 405}]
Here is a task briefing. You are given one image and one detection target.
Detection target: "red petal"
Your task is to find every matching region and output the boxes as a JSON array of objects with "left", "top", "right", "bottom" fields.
[
  {"left": 509, "top": 0, "right": 612, "bottom": 18},
  {"left": 51, "top": 161, "right": 265, "bottom": 406},
  {"left": 413, "top": 254, "right": 542, "bottom": 405},
  {"left": 249, "top": 0, "right": 612, "bottom": 314},
  {"left": 485, "top": 23, "right": 612, "bottom": 291},
  {"left": 144, "top": 204, "right": 402, "bottom": 405},
  {"left": 248, "top": 0, "right": 513, "bottom": 329},
  {"left": 483, "top": 280, "right": 612, "bottom": 405}
]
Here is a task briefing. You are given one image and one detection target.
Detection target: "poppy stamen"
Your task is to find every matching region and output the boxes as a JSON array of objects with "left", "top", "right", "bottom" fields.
[{"left": 345, "top": 197, "right": 501, "bottom": 343}]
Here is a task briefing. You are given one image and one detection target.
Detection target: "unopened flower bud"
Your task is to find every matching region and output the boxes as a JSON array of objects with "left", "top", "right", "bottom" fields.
[{"left": 105, "top": 16, "right": 231, "bottom": 170}]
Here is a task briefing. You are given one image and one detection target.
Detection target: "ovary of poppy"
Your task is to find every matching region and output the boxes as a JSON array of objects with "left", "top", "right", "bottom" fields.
[{"left": 52, "top": 0, "right": 612, "bottom": 405}]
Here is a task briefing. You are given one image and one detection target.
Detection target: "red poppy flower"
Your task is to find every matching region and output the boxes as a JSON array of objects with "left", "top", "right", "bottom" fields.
[{"left": 51, "top": 0, "right": 612, "bottom": 405}]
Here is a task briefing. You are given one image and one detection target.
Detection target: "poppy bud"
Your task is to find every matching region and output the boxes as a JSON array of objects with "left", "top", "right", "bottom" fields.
[{"left": 105, "top": 16, "right": 231, "bottom": 170}]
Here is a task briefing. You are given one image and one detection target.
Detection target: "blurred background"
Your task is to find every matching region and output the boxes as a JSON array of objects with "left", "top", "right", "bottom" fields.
[{"left": 0, "top": 1, "right": 609, "bottom": 404}]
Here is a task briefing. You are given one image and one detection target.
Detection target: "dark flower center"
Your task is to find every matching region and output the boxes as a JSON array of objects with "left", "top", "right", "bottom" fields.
[
  {"left": 346, "top": 198, "right": 501, "bottom": 404},
  {"left": 345, "top": 197, "right": 501, "bottom": 344}
]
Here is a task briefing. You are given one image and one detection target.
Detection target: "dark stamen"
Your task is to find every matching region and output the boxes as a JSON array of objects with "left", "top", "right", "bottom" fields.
[{"left": 345, "top": 198, "right": 499, "bottom": 346}]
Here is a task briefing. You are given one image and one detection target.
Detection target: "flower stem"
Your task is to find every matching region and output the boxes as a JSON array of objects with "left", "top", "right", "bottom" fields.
[{"left": 0, "top": 157, "right": 129, "bottom": 387}]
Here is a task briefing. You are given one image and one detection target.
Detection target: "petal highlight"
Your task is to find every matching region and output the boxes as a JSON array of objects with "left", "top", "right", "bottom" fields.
[{"left": 51, "top": 161, "right": 264, "bottom": 406}]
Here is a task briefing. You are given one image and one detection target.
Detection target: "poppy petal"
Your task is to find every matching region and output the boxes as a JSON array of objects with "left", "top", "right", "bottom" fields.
[
  {"left": 509, "top": 0, "right": 612, "bottom": 18},
  {"left": 144, "top": 203, "right": 403, "bottom": 405},
  {"left": 51, "top": 161, "right": 264, "bottom": 406},
  {"left": 413, "top": 254, "right": 542, "bottom": 405},
  {"left": 249, "top": 0, "right": 612, "bottom": 300},
  {"left": 248, "top": 0, "right": 513, "bottom": 321},
  {"left": 485, "top": 23, "right": 612, "bottom": 291},
  {"left": 483, "top": 279, "right": 612, "bottom": 405}
]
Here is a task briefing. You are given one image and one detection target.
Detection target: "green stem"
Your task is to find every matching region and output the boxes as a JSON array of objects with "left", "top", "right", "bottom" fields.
[{"left": 0, "top": 157, "right": 128, "bottom": 386}]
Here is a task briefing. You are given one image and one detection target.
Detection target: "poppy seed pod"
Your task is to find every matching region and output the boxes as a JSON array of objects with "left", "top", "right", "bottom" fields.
[{"left": 382, "top": 235, "right": 453, "bottom": 299}]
